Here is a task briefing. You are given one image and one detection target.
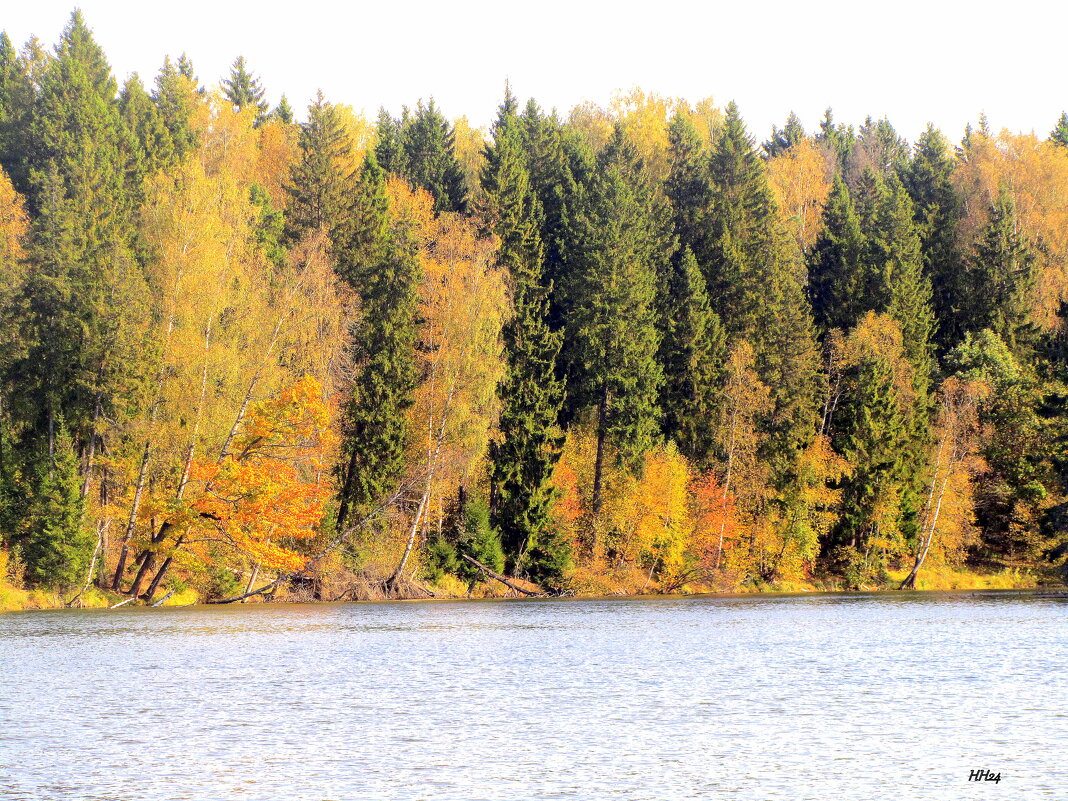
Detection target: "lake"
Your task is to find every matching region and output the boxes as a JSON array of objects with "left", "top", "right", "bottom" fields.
[{"left": 0, "top": 590, "right": 1065, "bottom": 800}]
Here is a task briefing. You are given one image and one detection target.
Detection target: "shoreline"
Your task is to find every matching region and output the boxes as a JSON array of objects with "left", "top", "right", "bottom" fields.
[{"left": 2, "top": 567, "right": 1060, "bottom": 613}]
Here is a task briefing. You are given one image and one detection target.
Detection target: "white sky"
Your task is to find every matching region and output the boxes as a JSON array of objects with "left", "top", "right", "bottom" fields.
[{"left": 3, "top": 0, "right": 1065, "bottom": 144}]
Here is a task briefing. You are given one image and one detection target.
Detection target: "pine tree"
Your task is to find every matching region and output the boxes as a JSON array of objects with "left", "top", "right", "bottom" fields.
[
  {"left": 152, "top": 56, "right": 198, "bottom": 159},
  {"left": 904, "top": 125, "right": 966, "bottom": 349},
  {"left": 481, "top": 92, "right": 565, "bottom": 577},
  {"left": 399, "top": 99, "right": 468, "bottom": 213},
  {"left": 969, "top": 188, "right": 1039, "bottom": 360},
  {"left": 763, "top": 112, "right": 805, "bottom": 157},
  {"left": 665, "top": 112, "right": 713, "bottom": 267},
  {"left": 659, "top": 248, "right": 726, "bottom": 465},
  {"left": 1050, "top": 113, "right": 1068, "bottom": 147},
  {"left": 119, "top": 74, "right": 174, "bottom": 185},
  {"left": 809, "top": 175, "right": 868, "bottom": 332},
  {"left": 335, "top": 154, "right": 420, "bottom": 534},
  {"left": 562, "top": 124, "right": 670, "bottom": 514},
  {"left": 222, "top": 56, "right": 268, "bottom": 124},
  {"left": 17, "top": 426, "right": 93, "bottom": 590},
  {"left": 284, "top": 92, "right": 355, "bottom": 241}
]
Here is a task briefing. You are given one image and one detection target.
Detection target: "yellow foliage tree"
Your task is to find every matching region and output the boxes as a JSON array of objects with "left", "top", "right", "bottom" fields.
[{"left": 767, "top": 138, "right": 833, "bottom": 253}]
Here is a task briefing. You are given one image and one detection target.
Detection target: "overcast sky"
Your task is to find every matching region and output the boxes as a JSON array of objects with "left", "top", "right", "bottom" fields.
[{"left": 4, "top": 0, "right": 1065, "bottom": 143}]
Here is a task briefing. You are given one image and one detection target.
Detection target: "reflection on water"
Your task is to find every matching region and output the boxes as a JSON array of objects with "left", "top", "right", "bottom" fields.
[{"left": 0, "top": 590, "right": 1065, "bottom": 800}]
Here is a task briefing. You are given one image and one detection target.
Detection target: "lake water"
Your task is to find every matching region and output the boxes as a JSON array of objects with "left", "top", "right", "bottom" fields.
[{"left": 0, "top": 590, "right": 1065, "bottom": 800}]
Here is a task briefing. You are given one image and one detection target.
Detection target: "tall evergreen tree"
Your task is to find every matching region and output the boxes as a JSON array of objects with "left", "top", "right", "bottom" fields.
[
  {"left": 1051, "top": 112, "right": 1068, "bottom": 147},
  {"left": 284, "top": 92, "right": 355, "bottom": 241},
  {"left": 809, "top": 175, "right": 867, "bottom": 332},
  {"left": 334, "top": 154, "right": 420, "bottom": 534},
  {"left": 969, "top": 188, "right": 1039, "bottom": 361},
  {"left": 763, "top": 111, "right": 805, "bottom": 158},
  {"left": 222, "top": 56, "right": 268, "bottom": 124},
  {"left": 152, "top": 56, "right": 198, "bottom": 159},
  {"left": 816, "top": 107, "right": 855, "bottom": 169},
  {"left": 273, "top": 94, "right": 294, "bottom": 124},
  {"left": 665, "top": 112, "right": 713, "bottom": 267},
  {"left": 119, "top": 74, "right": 174, "bottom": 185},
  {"left": 399, "top": 99, "right": 468, "bottom": 214},
  {"left": 481, "top": 91, "right": 566, "bottom": 577},
  {"left": 904, "top": 125, "right": 966, "bottom": 350},
  {"left": 562, "top": 124, "right": 670, "bottom": 514},
  {"left": 707, "top": 102, "right": 822, "bottom": 478},
  {"left": 659, "top": 247, "right": 726, "bottom": 465}
]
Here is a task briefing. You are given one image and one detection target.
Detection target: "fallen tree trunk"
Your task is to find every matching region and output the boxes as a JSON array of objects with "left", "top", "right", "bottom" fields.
[{"left": 461, "top": 554, "right": 543, "bottom": 597}]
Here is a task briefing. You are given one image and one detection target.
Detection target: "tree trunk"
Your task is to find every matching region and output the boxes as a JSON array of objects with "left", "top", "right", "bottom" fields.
[{"left": 591, "top": 384, "right": 609, "bottom": 517}]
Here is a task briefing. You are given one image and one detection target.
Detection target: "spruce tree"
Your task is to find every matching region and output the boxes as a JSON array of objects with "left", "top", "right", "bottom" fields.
[
  {"left": 119, "top": 74, "right": 174, "bottom": 185},
  {"left": 284, "top": 92, "right": 356, "bottom": 241},
  {"left": 399, "top": 99, "right": 468, "bottom": 214},
  {"left": 562, "top": 124, "right": 670, "bottom": 514},
  {"left": 373, "top": 107, "right": 407, "bottom": 174},
  {"left": 152, "top": 56, "right": 198, "bottom": 159},
  {"left": 659, "top": 247, "right": 726, "bottom": 465},
  {"left": 481, "top": 93, "right": 566, "bottom": 577},
  {"left": 1050, "top": 112, "right": 1068, "bottom": 147},
  {"left": 334, "top": 154, "right": 420, "bottom": 534},
  {"left": 904, "top": 125, "right": 966, "bottom": 350},
  {"left": 809, "top": 175, "right": 867, "bottom": 332},
  {"left": 665, "top": 112, "right": 713, "bottom": 268},
  {"left": 17, "top": 425, "right": 93, "bottom": 591},
  {"left": 222, "top": 56, "right": 268, "bottom": 124},
  {"left": 707, "top": 102, "right": 822, "bottom": 478},
  {"left": 969, "top": 188, "right": 1039, "bottom": 361},
  {"left": 816, "top": 107, "right": 855, "bottom": 169},
  {"left": 273, "top": 94, "right": 294, "bottom": 124},
  {"left": 763, "top": 111, "right": 805, "bottom": 157}
]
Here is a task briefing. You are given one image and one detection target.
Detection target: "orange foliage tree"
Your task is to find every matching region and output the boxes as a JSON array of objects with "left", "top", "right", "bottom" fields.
[{"left": 184, "top": 376, "right": 335, "bottom": 574}]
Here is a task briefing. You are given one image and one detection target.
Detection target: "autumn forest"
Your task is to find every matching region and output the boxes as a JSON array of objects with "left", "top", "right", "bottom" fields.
[{"left": 2, "top": 12, "right": 1068, "bottom": 608}]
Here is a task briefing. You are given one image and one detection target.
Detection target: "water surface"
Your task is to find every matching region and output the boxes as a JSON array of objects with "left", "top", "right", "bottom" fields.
[{"left": 1, "top": 590, "right": 1065, "bottom": 800}]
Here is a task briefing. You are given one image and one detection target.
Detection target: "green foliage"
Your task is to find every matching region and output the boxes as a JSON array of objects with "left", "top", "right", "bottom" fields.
[
  {"left": 659, "top": 248, "right": 726, "bottom": 465},
  {"left": 763, "top": 112, "right": 805, "bottom": 158},
  {"left": 377, "top": 99, "right": 468, "bottom": 213},
  {"left": 335, "top": 154, "right": 420, "bottom": 532},
  {"left": 482, "top": 90, "right": 565, "bottom": 576},
  {"left": 17, "top": 428, "right": 93, "bottom": 590},
  {"left": 222, "top": 56, "right": 268, "bottom": 125},
  {"left": 1050, "top": 112, "right": 1068, "bottom": 148},
  {"left": 561, "top": 124, "right": 668, "bottom": 480}
]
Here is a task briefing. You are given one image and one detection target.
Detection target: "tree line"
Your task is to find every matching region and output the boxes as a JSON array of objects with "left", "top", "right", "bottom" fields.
[{"left": 1, "top": 11, "right": 1067, "bottom": 603}]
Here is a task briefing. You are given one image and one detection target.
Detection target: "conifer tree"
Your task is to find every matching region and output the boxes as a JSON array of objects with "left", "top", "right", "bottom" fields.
[
  {"left": 904, "top": 125, "right": 966, "bottom": 349},
  {"left": 763, "top": 112, "right": 805, "bottom": 157},
  {"left": 518, "top": 100, "right": 586, "bottom": 324},
  {"left": 152, "top": 56, "right": 199, "bottom": 159},
  {"left": 659, "top": 247, "right": 726, "bottom": 465},
  {"left": 284, "top": 92, "right": 355, "bottom": 241},
  {"left": 665, "top": 112, "right": 713, "bottom": 268},
  {"left": 969, "top": 188, "right": 1039, "bottom": 360},
  {"left": 399, "top": 99, "right": 468, "bottom": 213},
  {"left": 816, "top": 107, "right": 855, "bottom": 168},
  {"left": 809, "top": 175, "right": 867, "bottom": 332},
  {"left": 17, "top": 425, "right": 93, "bottom": 590},
  {"left": 481, "top": 92, "right": 565, "bottom": 576},
  {"left": 222, "top": 56, "right": 268, "bottom": 124},
  {"left": 119, "top": 74, "right": 174, "bottom": 184},
  {"left": 706, "top": 102, "right": 822, "bottom": 479},
  {"left": 373, "top": 107, "right": 407, "bottom": 174},
  {"left": 562, "top": 124, "right": 670, "bottom": 514},
  {"left": 334, "top": 154, "right": 420, "bottom": 534},
  {"left": 273, "top": 94, "right": 294, "bottom": 124},
  {"left": 1051, "top": 112, "right": 1068, "bottom": 147}
]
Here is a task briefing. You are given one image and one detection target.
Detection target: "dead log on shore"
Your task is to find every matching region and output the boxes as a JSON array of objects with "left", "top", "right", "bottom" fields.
[{"left": 460, "top": 554, "right": 543, "bottom": 597}]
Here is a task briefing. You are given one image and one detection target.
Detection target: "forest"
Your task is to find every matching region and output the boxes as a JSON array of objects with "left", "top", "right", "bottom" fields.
[{"left": 1, "top": 11, "right": 1068, "bottom": 608}]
